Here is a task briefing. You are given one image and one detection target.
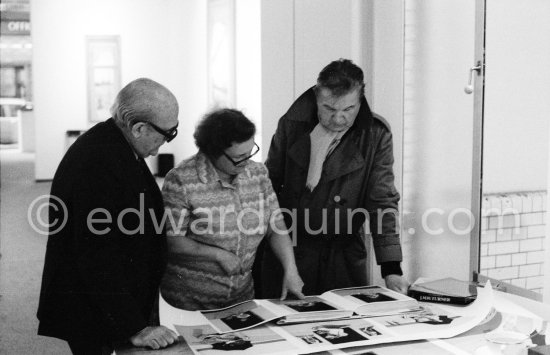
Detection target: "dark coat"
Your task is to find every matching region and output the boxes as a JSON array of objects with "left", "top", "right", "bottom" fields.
[
  {"left": 260, "top": 88, "right": 402, "bottom": 295},
  {"left": 37, "top": 118, "right": 166, "bottom": 344}
]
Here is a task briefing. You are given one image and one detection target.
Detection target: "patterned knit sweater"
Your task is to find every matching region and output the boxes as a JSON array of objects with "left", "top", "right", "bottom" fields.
[{"left": 159, "top": 152, "right": 285, "bottom": 310}]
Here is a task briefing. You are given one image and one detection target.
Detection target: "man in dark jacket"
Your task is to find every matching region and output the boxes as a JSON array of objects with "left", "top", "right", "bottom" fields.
[
  {"left": 260, "top": 59, "right": 409, "bottom": 297},
  {"left": 37, "top": 78, "right": 180, "bottom": 354}
]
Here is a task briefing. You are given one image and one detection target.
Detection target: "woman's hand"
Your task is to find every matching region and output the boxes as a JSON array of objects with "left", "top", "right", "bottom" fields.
[
  {"left": 265, "top": 226, "right": 306, "bottom": 300},
  {"left": 280, "top": 267, "right": 305, "bottom": 300},
  {"left": 215, "top": 249, "right": 242, "bottom": 275}
]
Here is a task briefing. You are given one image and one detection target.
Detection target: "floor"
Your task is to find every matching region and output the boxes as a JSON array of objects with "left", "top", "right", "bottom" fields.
[{"left": 0, "top": 150, "right": 70, "bottom": 354}]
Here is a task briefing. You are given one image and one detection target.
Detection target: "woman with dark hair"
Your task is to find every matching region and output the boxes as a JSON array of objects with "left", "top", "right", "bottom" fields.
[{"left": 160, "top": 108, "right": 304, "bottom": 310}]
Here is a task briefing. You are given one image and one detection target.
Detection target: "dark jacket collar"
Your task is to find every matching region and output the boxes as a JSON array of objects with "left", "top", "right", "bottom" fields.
[
  {"left": 100, "top": 118, "right": 159, "bottom": 197},
  {"left": 285, "top": 87, "right": 373, "bottom": 181},
  {"left": 284, "top": 86, "right": 374, "bottom": 131}
]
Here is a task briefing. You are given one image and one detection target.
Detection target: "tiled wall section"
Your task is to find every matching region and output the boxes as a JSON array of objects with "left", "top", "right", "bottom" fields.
[{"left": 480, "top": 191, "right": 547, "bottom": 294}]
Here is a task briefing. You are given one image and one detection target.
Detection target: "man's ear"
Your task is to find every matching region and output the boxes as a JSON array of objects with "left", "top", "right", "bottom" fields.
[{"left": 130, "top": 122, "right": 146, "bottom": 138}]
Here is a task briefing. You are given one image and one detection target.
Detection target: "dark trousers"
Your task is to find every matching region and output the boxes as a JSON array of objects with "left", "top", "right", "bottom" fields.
[
  {"left": 67, "top": 339, "right": 113, "bottom": 355},
  {"left": 259, "top": 233, "right": 369, "bottom": 298}
]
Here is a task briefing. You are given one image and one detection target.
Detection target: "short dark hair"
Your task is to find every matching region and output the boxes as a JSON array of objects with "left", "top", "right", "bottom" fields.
[
  {"left": 194, "top": 108, "right": 256, "bottom": 158},
  {"left": 314, "top": 58, "right": 365, "bottom": 97}
]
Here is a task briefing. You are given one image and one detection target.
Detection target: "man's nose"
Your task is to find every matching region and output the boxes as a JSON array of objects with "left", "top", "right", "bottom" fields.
[{"left": 333, "top": 112, "right": 347, "bottom": 123}]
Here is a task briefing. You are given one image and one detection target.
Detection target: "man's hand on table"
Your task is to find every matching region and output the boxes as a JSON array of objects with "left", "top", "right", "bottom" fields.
[
  {"left": 384, "top": 274, "right": 410, "bottom": 294},
  {"left": 130, "top": 326, "right": 179, "bottom": 350}
]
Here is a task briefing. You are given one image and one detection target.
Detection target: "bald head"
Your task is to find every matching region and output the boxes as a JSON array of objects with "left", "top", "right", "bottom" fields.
[
  {"left": 111, "top": 78, "right": 179, "bottom": 128},
  {"left": 111, "top": 78, "right": 179, "bottom": 157}
]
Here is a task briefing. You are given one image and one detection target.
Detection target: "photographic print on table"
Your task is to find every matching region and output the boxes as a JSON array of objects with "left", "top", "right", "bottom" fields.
[
  {"left": 312, "top": 324, "right": 367, "bottom": 345},
  {"left": 200, "top": 299, "right": 281, "bottom": 333},
  {"left": 359, "top": 325, "right": 383, "bottom": 337},
  {"left": 381, "top": 308, "right": 460, "bottom": 327},
  {"left": 196, "top": 285, "right": 420, "bottom": 333},
  {"left": 328, "top": 285, "right": 420, "bottom": 316},
  {"left": 281, "top": 318, "right": 369, "bottom": 345},
  {"left": 299, "top": 334, "right": 323, "bottom": 344},
  {"left": 174, "top": 324, "right": 300, "bottom": 355},
  {"left": 168, "top": 284, "right": 493, "bottom": 352},
  {"left": 200, "top": 333, "right": 252, "bottom": 351},
  {"left": 220, "top": 311, "right": 264, "bottom": 330},
  {"left": 282, "top": 299, "right": 337, "bottom": 313},
  {"left": 351, "top": 292, "right": 395, "bottom": 303}
]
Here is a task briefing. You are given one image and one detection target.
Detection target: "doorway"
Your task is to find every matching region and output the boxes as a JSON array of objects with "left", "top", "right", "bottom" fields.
[{"left": 472, "top": 0, "right": 550, "bottom": 300}]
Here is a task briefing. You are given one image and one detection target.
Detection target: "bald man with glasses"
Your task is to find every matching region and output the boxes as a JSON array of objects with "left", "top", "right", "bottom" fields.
[{"left": 38, "top": 78, "right": 180, "bottom": 354}]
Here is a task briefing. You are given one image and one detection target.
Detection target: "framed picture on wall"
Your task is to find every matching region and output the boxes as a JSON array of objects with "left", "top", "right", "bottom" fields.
[
  {"left": 86, "top": 36, "right": 121, "bottom": 122},
  {"left": 207, "top": 0, "right": 236, "bottom": 109}
]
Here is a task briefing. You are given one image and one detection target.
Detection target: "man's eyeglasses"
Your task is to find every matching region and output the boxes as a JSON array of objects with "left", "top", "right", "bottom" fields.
[
  {"left": 137, "top": 121, "right": 179, "bottom": 142},
  {"left": 223, "top": 143, "right": 260, "bottom": 166}
]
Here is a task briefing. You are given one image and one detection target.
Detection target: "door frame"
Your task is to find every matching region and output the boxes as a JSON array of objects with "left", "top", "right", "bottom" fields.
[{"left": 469, "top": 0, "right": 486, "bottom": 280}]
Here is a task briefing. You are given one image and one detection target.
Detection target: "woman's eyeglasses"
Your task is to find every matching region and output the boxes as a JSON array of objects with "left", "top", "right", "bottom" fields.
[{"left": 223, "top": 143, "right": 260, "bottom": 166}]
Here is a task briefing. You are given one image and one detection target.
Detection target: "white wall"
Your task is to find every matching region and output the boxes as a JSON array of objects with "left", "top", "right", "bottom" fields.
[
  {"left": 259, "top": 0, "right": 294, "bottom": 160},
  {"left": 547, "top": 106, "right": 550, "bottom": 303},
  {"left": 32, "top": 0, "right": 366, "bottom": 176},
  {"left": 293, "top": 0, "right": 354, "bottom": 96},
  {"left": 259, "top": 0, "right": 367, "bottom": 160},
  {"left": 400, "top": 0, "right": 476, "bottom": 282},
  {"left": 32, "top": 0, "right": 208, "bottom": 179},
  {"left": 367, "top": 0, "right": 405, "bottom": 286},
  {"left": 482, "top": 0, "right": 550, "bottom": 194},
  {"left": 235, "top": 0, "right": 262, "bottom": 150},
  {"left": 164, "top": 1, "right": 208, "bottom": 170}
]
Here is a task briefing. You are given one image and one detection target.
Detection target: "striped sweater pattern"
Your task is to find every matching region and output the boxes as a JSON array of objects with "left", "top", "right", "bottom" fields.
[{"left": 160, "top": 152, "right": 285, "bottom": 310}]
